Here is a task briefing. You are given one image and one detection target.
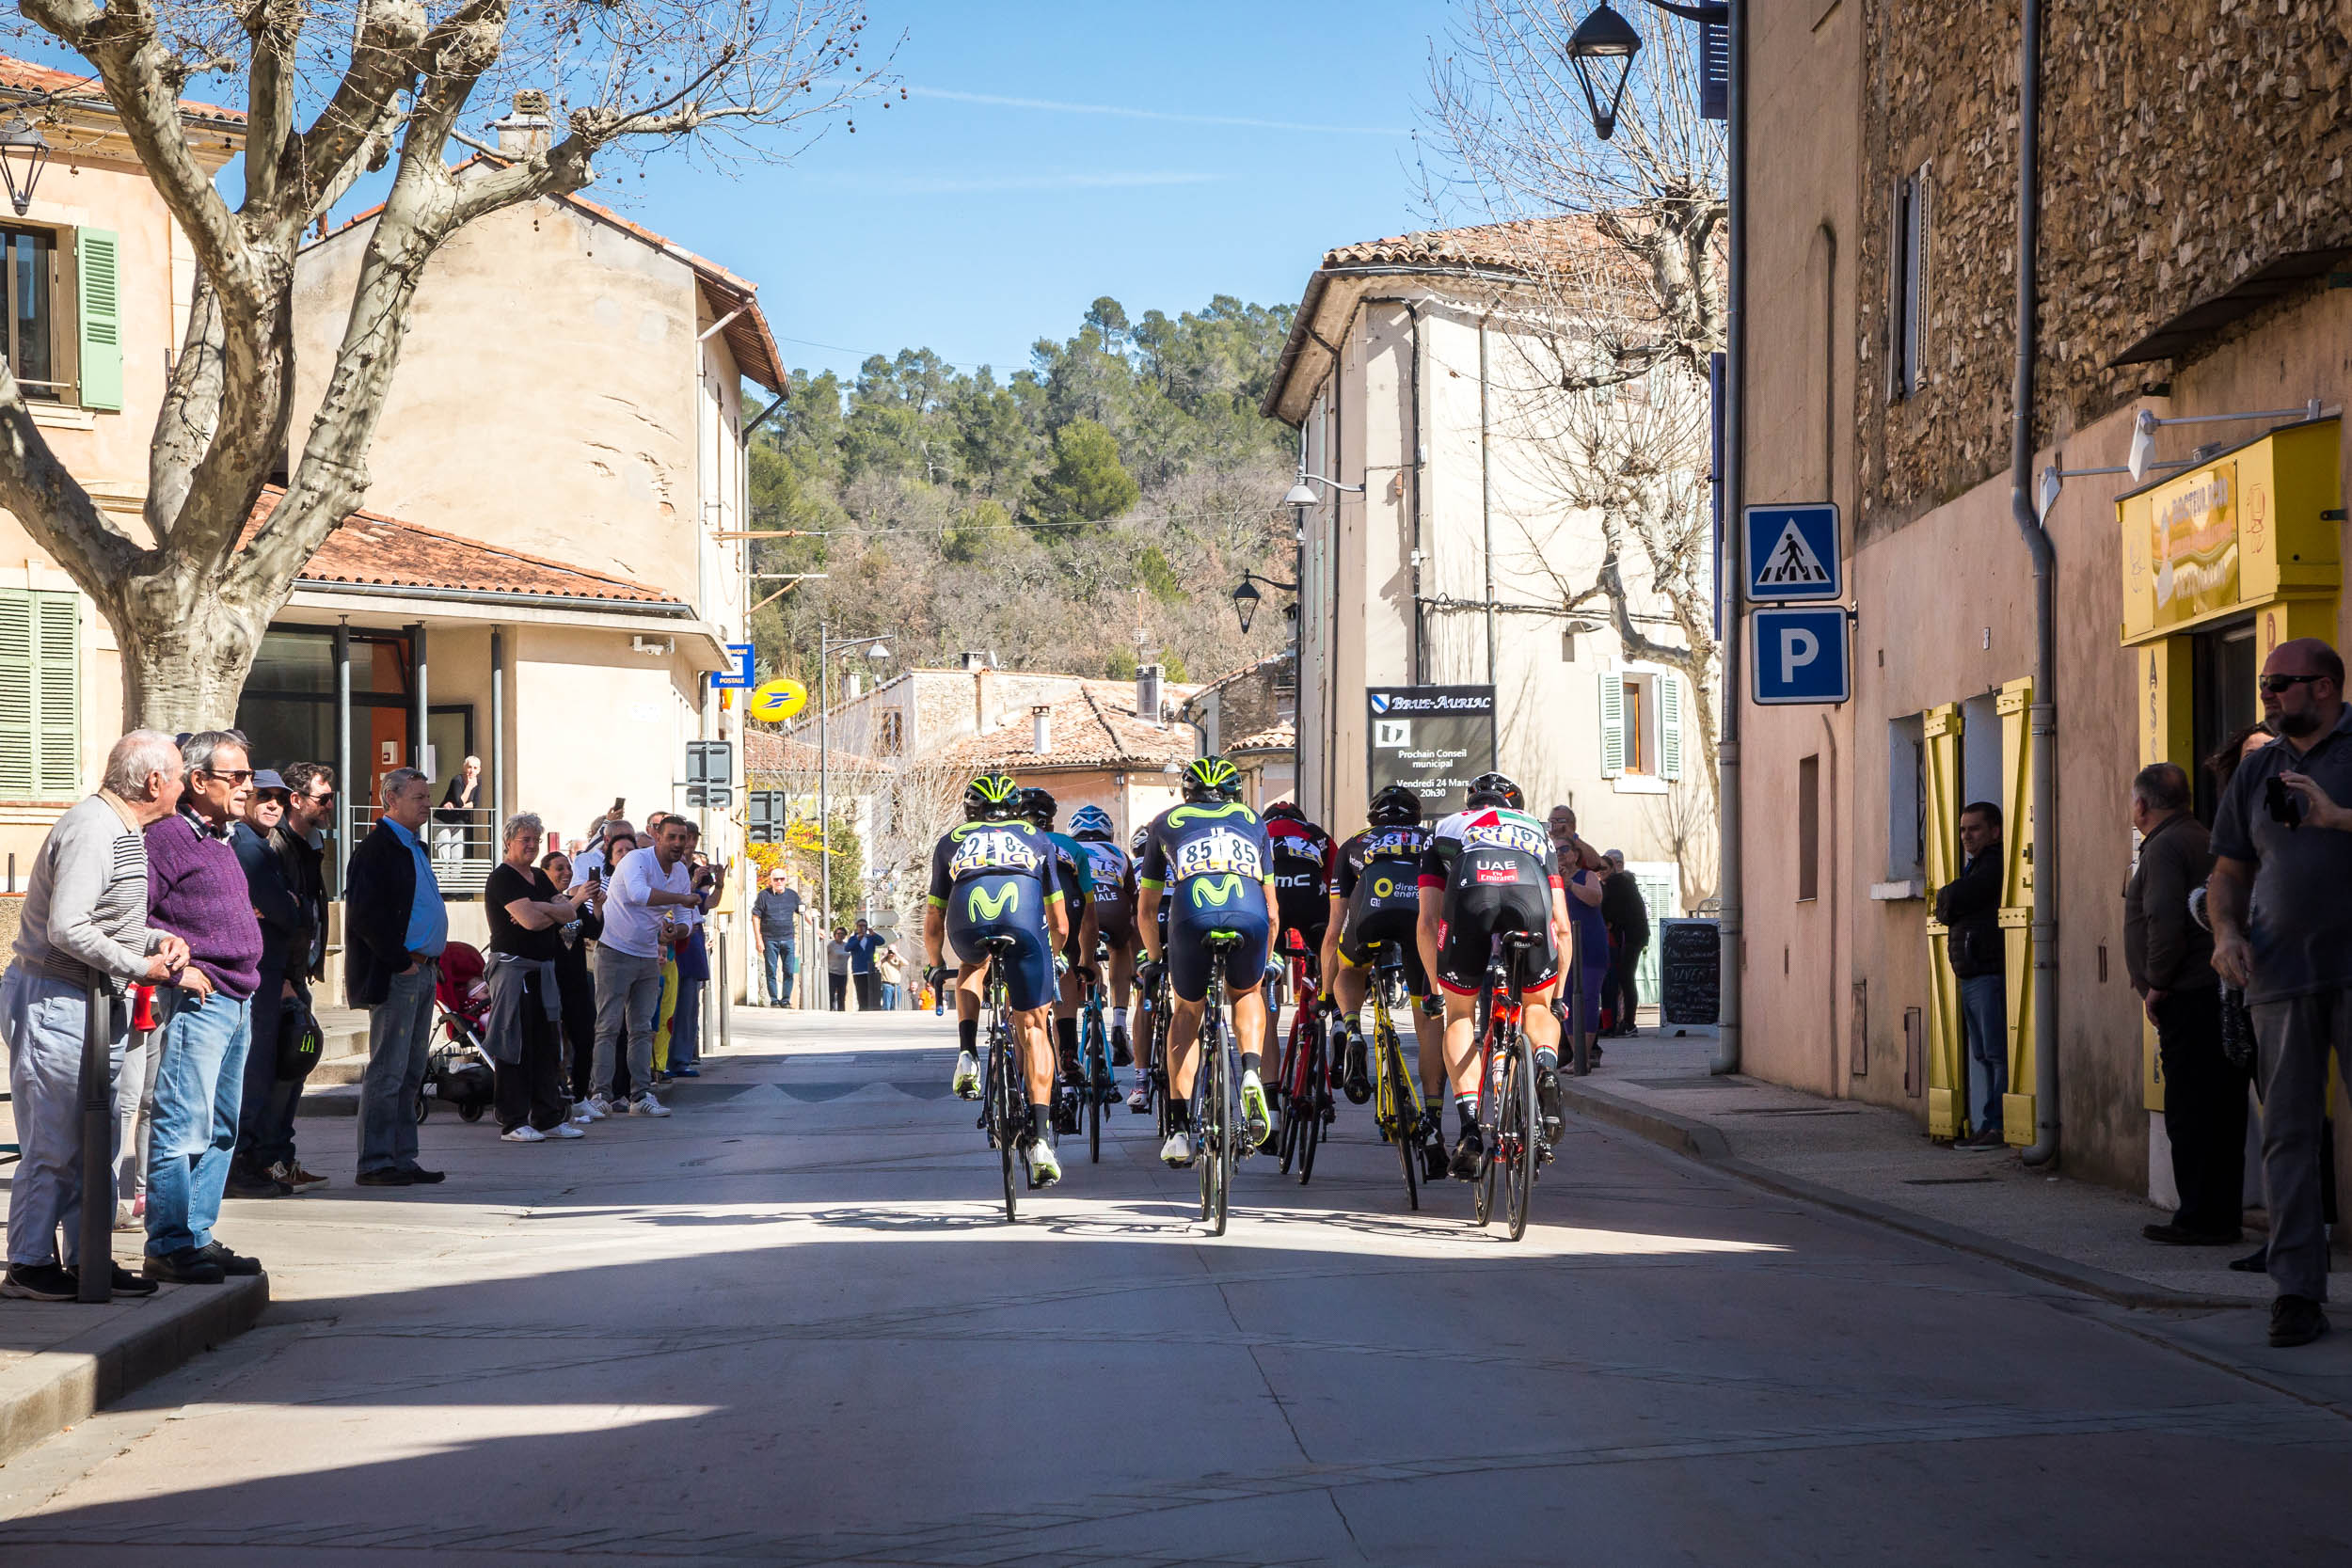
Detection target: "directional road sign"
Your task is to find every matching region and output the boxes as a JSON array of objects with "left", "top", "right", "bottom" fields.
[
  {"left": 746, "top": 789, "right": 786, "bottom": 844},
  {"left": 686, "top": 739, "right": 733, "bottom": 784},
  {"left": 1751, "top": 607, "right": 1851, "bottom": 705},
  {"left": 1745, "top": 503, "right": 1841, "bottom": 602}
]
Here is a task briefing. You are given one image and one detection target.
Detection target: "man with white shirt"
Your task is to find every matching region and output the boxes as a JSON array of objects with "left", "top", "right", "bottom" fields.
[
  {"left": 565, "top": 819, "right": 635, "bottom": 891},
  {"left": 589, "top": 816, "right": 701, "bottom": 1118}
]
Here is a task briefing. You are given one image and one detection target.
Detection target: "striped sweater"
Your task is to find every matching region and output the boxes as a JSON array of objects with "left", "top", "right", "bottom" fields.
[{"left": 8, "top": 794, "right": 159, "bottom": 991}]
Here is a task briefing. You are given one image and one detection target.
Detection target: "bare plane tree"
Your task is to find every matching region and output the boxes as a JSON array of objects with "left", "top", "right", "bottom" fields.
[
  {"left": 1423, "top": 0, "right": 1724, "bottom": 895},
  {"left": 0, "top": 0, "right": 890, "bottom": 730}
]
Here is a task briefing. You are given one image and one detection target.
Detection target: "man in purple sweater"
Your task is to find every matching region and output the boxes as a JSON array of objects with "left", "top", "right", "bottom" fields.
[{"left": 142, "top": 731, "right": 266, "bottom": 1285}]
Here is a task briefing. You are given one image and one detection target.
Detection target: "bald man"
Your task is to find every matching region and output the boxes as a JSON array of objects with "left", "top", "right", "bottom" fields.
[{"left": 2210, "top": 636, "right": 2352, "bottom": 1347}]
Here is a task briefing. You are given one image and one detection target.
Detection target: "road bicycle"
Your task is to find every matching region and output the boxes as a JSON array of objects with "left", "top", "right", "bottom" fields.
[
  {"left": 1188, "top": 930, "right": 1249, "bottom": 1237},
  {"left": 1133, "top": 958, "right": 1174, "bottom": 1139},
  {"left": 1273, "top": 944, "right": 1334, "bottom": 1183},
  {"left": 1472, "top": 932, "right": 1549, "bottom": 1241},
  {"left": 971, "top": 935, "right": 1032, "bottom": 1224},
  {"left": 1076, "top": 948, "right": 1116, "bottom": 1164},
  {"left": 1364, "top": 943, "right": 1439, "bottom": 1212}
]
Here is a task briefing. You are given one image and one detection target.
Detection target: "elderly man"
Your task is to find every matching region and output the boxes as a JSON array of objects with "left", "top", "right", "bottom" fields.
[
  {"left": 2213, "top": 637, "right": 2352, "bottom": 1347},
  {"left": 346, "top": 768, "right": 448, "bottom": 1188},
  {"left": 2124, "top": 761, "right": 2239, "bottom": 1246},
  {"left": 142, "top": 731, "right": 266, "bottom": 1285},
  {"left": 755, "top": 868, "right": 801, "bottom": 1006},
  {"left": 590, "top": 816, "right": 701, "bottom": 1117},
  {"left": 1, "top": 734, "right": 189, "bottom": 1302}
]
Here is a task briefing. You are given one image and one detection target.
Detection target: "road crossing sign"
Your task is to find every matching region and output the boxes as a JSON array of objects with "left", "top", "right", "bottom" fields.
[
  {"left": 1751, "top": 606, "right": 1851, "bottom": 705},
  {"left": 1744, "top": 503, "right": 1841, "bottom": 602}
]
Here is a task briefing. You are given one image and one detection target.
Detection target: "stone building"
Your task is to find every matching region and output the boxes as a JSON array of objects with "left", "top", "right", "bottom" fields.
[
  {"left": 1181, "top": 651, "right": 1298, "bottom": 807},
  {"left": 1740, "top": 1, "right": 2352, "bottom": 1196}
]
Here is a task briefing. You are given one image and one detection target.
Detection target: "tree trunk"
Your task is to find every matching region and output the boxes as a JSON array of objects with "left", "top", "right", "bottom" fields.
[{"left": 102, "top": 570, "right": 267, "bottom": 735}]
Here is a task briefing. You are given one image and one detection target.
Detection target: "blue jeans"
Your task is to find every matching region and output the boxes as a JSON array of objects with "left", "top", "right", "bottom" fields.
[
  {"left": 360, "top": 961, "right": 437, "bottom": 1175},
  {"left": 879, "top": 982, "right": 900, "bottom": 1011},
  {"left": 668, "top": 977, "right": 703, "bottom": 1068},
  {"left": 762, "top": 937, "right": 794, "bottom": 1006},
  {"left": 146, "top": 985, "right": 253, "bottom": 1258},
  {"left": 3, "top": 966, "right": 129, "bottom": 1267},
  {"left": 1959, "top": 972, "right": 2007, "bottom": 1134}
]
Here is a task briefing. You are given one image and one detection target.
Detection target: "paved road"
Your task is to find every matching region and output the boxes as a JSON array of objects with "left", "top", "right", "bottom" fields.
[{"left": 4, "top": 1006, "right": 2351, "bottom": 1565}]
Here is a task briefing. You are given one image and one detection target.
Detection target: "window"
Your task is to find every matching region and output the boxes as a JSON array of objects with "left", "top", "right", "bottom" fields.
[
  {"left": 2, "top": 228, "right": 56, "bottom": 398},
  {"left": 1886, "top": 714, "right": 1926, "bottom": 881},
  {"left": 1798, "top": 753, "right": 1820, "bottom": 901},
  {"left": 878, "top": 709, "right": 904, "bottom": 756},
  {"left": 0, "top": 589, "right": 80, "bottom": 800},
  {"left": 1887, "top": 162, "right": 1930, "bottom": 402},
  {"left": 1600, "top": 669, "right": 1684, "bottom": 789},
  {"left": 0, "top": 225, "right": 119, "bottom": 410}
]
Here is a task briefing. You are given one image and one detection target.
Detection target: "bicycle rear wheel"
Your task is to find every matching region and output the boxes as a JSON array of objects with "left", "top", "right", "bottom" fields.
[
  {"left": 993, "top": 1033, "right": 1019, "bottom": 1224},
  {"left": 1379, "top": 1023, "right": 1419, "bottom": 1212},
  {"left": 1503, "top": 1033, "right": 1538, "bottom": 1241},
  {"left": 1472, "top": 1042, "right": 1499, "bottom": 1228},
  {"left": 1294, "top": 1026, "right": 1326, "bottom": 1186},
  {"left": 1084, "top": 1010, "right": 1105, "bottom": 1164}
]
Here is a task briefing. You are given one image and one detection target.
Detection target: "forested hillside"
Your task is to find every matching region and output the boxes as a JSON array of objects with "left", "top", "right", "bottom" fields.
[{"left": 748, "top": 295, "right": 1300, "bottom": 691}]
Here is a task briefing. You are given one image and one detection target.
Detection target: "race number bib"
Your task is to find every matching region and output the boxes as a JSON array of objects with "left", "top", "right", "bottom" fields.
[
  {"left": 949, "top": 829, "right": 1041, "bottom": 878},
  {"left": 1173, "top": 828, "right": 1265, "bottom": 882}
]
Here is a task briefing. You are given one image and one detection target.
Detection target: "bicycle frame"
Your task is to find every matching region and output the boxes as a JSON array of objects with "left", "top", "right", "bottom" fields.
[{"left": 1368, "top": 958, "right": 1429, "bottom": 1211}]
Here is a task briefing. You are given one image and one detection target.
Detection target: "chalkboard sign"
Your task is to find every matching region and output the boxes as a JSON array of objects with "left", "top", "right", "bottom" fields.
[{"left": 1658, "top": 918, "right": 1720, "bottom": 1026}]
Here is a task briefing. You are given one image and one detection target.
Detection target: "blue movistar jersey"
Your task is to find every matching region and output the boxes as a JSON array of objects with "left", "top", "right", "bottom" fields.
[
  {"left": 1043, "top": 829, "right": 1093, "bottom": 909},
  {"left": 1137, "top": 800, "right": 1275, "bottom": 923},
  {"left": 928, "top": 819, "right": 1061, "bottom": 928}
]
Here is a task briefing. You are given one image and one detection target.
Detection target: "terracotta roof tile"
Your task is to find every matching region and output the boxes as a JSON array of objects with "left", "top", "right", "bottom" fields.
[
  {"left": 1227, "top": 720, "right": 1295, "bottom": 756},
  {"left": 940, "top": 682, "right": 1199, "bottom": 772},
  {"left": 1320, "top": 216, "right": 1606, "bottom": 277},
  {"left": 0, "top": 55, "right": 246, "bottom": 123},
  {"left": 743, "top": 731, "right": 887, "bottom": 776},
  {"left": 245, "top": 487, "right": 683, "bottom": 607}
]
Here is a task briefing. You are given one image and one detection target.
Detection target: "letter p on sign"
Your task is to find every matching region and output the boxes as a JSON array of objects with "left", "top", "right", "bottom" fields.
[
  {"left": 1779, "top": 626, "right": 1820, "bottom": 685},
  {"left": 1752, "top": 607, "right": 1850, "bottom": 705}
]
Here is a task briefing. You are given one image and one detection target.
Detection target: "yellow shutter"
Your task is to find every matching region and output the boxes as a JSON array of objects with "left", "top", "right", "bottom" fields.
[
  {"left": 1920, "top": 702, "right": 1963, "bottom": 1138},
  {"left": 1997, "top": 676, "right": 2036, "bottom": 1145}
]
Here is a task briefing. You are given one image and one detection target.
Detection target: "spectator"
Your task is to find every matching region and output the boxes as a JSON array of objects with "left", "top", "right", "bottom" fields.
[
  {"left": 1935, "top": 801, "right": 2007, "bottom": 1150},
  {"left": 848, "top": 918, "right": 883, "bottom": 1010},
  {"left": 877, "top": 943, "right": 905, "bottom": 1010},
  {"left": 345, "top": 767, "right": 449, "bottom": 1189},
  {"left": 1547, "top": 807, "right": 1610, "bottom": 1053},
  {"left": 755, "top": 868, "right": 801, "bottom": 1006},
  {"left": 1599, "top": 850, "right": 1651, "bottom": 1037},
  {"left": 590, "top": 816, "right": 701, "bottom": 1117},
  {"left": 226, "top": 771, "right": 303, "bottom": 1200},
  {"left": 826, "top": 927, "right": 851, "bottom": 1011},
  {"left": 142, "top": 731, "right": 266, "bottom": 1284},
  {"left": 564, "top": 819, "right": 634, "bottom": 890},
  {"left": 2211, "top": 636, "right": 2352, "bottom": 1347},
  {"left": 2123, "top": 761, "right": 2240, "bottom": 1246},
  {"left": 255, "top": 763, "right": 336, "bottom": 1190},
  {"left": 432, "top": 755, "right": 484, "bottom": 863},
  {"left": 539, "top": 849, "right": 603, "bottom": 1117},
  {"left": 1, "top": 732, "right": 188, "bottom": 1303},
  {"left": 665, "top": 836, "right": 721, "bottom": 1079},
  {"left": 485, "top": 814, "right": 593, "bottom": 1143}
]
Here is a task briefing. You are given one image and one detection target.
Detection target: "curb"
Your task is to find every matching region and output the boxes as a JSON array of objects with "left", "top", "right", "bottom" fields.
[
  {"left": 1555, "top": 1079, "right": 2259, "bottom": 1314},
  {"left": 0, "top": 1274, "right": 268, "bottom": 1467}
]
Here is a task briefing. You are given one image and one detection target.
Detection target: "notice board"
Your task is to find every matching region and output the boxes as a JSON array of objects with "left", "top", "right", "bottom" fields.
[
  {"left": 1365, "top": 686, "right": 1497, "bottom": 816},
  {"left": 1658, "top": 918, "right": 1721, "bottom": 1026}
]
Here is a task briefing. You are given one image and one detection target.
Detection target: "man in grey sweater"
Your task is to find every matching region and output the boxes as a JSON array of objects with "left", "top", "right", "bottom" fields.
[{"left": 2, "top": 732, "right": 193, "bottom": 1302}]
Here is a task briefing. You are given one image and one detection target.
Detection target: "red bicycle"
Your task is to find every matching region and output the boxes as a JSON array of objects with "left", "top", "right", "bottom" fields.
[{"left": 1271, "top": 938, "right": 1333, "bottom": 1182}]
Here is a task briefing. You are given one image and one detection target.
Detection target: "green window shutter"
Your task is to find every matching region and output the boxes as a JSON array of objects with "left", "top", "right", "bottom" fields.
[
  {"left": 1598, "top": 672, "right": 1625, "bottom": 779},
  {"left": 33, "top": 593, "right": 77, "bottom": 796},
  {"left": 0, "top": 592, "right": 32, "bottom": 796},
  {"left": 75, "top": 229, "right": 121, "bottom": 411},
  {"left": 1659, "top": 673, "right": 1683, "bottom": 782}
]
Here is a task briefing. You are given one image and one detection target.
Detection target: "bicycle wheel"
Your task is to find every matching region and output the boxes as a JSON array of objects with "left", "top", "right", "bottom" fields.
[
  {"left": 1294, "top": 1026, "right": 1326, "bottom": 1186},
  {"left": 993, "top": 1033, "right": 1019, "bottom": 1224},
  {"left": 1084, "top": 1011, "right": 1105, "bottom": 1164},
  {"left": 1503, "top": 1033, "right": 1538, "bottom": 1241},
  {"left": 1472, "top": 1041, "right": 1499, "bottom": 1227},
  {"left": 1380, "top": 1024, "right": 1419, "bottom": 1212}
]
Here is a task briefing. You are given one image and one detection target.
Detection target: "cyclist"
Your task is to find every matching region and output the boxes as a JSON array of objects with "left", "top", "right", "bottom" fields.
[
  {"left": 1323, "top": 783, "right": 1450, "bottom": 1174},
  {"left": 1069, "top": 805, "right": 1138, "bottom": 1067},
  {"left": 926, "top": 772, "right": 1071, "bottom": 1187},
  {"left": 1263, "top": 801, "right": 1336, "bottom": 1046},
  {"left": 1126, "top": 824, "right": 1171, "bottom": 1113},
  {"left": 1020, "top": 786, "right": 1098, "bottom": 1127},
  {"left": 1136, "top": 756, "right": 1281, "bottom": 1165},
  {"left": 1415, "top": 770, "right": 1570, "bottom": 1180}
]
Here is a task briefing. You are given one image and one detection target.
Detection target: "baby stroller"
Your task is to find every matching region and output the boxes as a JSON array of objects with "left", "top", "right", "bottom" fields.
[{"left": 420, "top": 941, "right": 498, "bottom": 1123}]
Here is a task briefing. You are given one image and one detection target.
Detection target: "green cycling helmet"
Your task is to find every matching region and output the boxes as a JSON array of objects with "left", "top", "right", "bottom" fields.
[
  {"left": 963, "top": 772, "right": 1022, "bottom": 818},
  {"left": 1182, "top": 755, "right": 1243, "bottom": 802}
]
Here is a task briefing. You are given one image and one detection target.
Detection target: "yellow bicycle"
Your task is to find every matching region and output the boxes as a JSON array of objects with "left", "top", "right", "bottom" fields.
[{"left": 1364, "top": 943, "right": 1438, "bottom": 1212}]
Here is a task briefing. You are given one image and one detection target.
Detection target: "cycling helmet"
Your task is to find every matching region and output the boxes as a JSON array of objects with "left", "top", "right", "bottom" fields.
[
  {"left": 963, "top": 772, "right": 1022, "bottom": 819},
  {"left": 1263, "top": 800, "right": 1306, "bottom": 821},
  {"left": 1070, "top": 804, "right": 1115, "bottom": 841},
  {"left": 1368, "top": 783, "right": 1423, "bottom": 826},
  {"left": 1019, "top": 785, "right": 1057, "bottom": 828},
  {"left": 1130, "top": 826, "right": 1152, "bottom": 856},
  {"left": 1182, "top": 754, "right": 1243, "bottom": 802},
  {"left": 1464, "top": 771, "right": 1524, "bottom": 810}
]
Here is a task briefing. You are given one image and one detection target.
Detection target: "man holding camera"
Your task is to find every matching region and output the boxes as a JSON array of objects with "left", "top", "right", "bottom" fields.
[{"left": 2211, "top": 637, "right": 2352, "bottom": 1347}]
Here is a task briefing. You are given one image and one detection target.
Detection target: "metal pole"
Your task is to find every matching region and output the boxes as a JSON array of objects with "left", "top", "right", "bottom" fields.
[
  {"left": 334, "top": 620, "right": 352, "bottom": 898},
  {"left": 490, "top": 626, "right": 507, "bottom": 827},
  {"left": 818, "top": 622, "right": 831, "bottom": 932},
  {"left": 407, "top": 621, "right": 429, "bottom": 776},
  {"left": 75, "top": 980, "right": 112, "bottom": 1302},
  {"left": 1711, "top": 0, "right": 1747, "bottom": 1077},
  {"left": 1480, "top": 318, "right": 1499, "bottom": 685}
]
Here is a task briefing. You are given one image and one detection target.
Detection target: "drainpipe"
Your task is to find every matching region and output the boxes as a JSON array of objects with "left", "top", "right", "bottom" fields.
[
  {"left": 1480, "top": 317, "right": 1499, "bottom": 684},
  {"left": 1406, "top": 300, "right": 1428, "bottom": 685},
  {"left": 2010, "top": 0, "right": 2060, "bottom": 1168},
  {"left": 1712, "top": 0, "right": 1746, "bottom": 1076}
]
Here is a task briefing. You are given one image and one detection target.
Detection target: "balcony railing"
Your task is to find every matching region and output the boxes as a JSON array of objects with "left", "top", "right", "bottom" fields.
[{"left": 345, "top": 805, "right": 498, "bottom": 896}]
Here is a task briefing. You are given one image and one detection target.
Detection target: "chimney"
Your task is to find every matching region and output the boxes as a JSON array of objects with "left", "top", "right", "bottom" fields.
[
  {"left": 490, "top": 90, "right": 553, "bottom": 158},
  {"left": 1032, "top": 705, "right": 1053, "bottom": 754},
  {"left": 961, "top": 650, "right": 995, "bottom": 672},
  {"left": 974, "top": 666, "right": 998, "bottom": 734},
  {"left": 1136, "top": 664, "right": 1164, "bottom": 729}
]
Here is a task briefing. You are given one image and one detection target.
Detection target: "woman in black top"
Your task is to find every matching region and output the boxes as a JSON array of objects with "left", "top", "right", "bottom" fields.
[
  {"left": 541, "top": 849, "right": 604, "bottom": 1106},
  {"left": 485, "top": 814, "right": 595, "bottom": 1140}
]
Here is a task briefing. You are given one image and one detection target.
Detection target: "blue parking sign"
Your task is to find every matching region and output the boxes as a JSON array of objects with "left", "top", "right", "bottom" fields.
[
  {"left": 1751, "top": 607, "right": 1851, "bottom": 705},
  {"left": 1745, "top": 503, "right": 1841, "bottom": 601}
]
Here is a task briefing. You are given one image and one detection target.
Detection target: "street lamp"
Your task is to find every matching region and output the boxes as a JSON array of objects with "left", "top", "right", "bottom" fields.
[
  {"left": 817, "top": 624, "right": 893, "bottom": 929},
  {"left": 1231, "top": 570, "right": 1299, "bottom": 636},
  {"left": 1283, "top": 472, "right": 1364, "bottom": 506},
  {"left": 0, "top": 112, "right": 51, "bottom": 216},
  {"left": 1563, "top": 1, "right": 1728, "bottom": 142}
]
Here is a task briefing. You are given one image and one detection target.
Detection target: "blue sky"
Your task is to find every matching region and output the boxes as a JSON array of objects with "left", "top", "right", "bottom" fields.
[{"left": 635, "top": 1, "right": 1443, "bottom": 383}]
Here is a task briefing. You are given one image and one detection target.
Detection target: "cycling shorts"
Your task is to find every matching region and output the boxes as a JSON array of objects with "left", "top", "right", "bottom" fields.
[
  {"left": 1433, "top": 877, "right": 1559, "bottom": 997},
  {"left": 1339, "top": 906, "right": 1431, "bottom": 998},
  {"left": 946, "top": 902, "right": 1059, "bottom": 1013},
  {"left": 1092, "top": 898, "right": 1136, "bottom": 949},
  {"left": 1167, "top": 905, "right": 1271, "bottom": 1005}
]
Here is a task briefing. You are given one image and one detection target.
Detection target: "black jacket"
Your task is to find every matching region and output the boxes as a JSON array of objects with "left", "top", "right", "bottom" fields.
[
  {"left": 344, "top": 822, "right": 421, "bottom": 1008},
  {"left": 270, "top": 824, "right": 329, "bottom": 984},
  {"left": 1935, "top": 846, "right": 2005, "bottom": 980},
  {"left": 232, "top": 822, "right": 302, "bottom": 974},
  {"left": 1600, "top": 873, "right": 1651, "bottom": 942}
]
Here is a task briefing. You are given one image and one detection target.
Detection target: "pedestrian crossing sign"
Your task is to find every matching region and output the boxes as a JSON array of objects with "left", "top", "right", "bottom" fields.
[{"left": 1744, "top": 503, "right": 1841, "bottom": 602}]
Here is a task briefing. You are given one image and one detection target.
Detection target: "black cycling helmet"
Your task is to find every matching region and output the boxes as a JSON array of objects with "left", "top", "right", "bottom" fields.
[
  {"left": 1016, "top": 785, "right": 1056, "bottom": 828},
  {"left": 963, "top": 772, "right": 1022, "bottom": 819},
  {"left": 1464, "top": 771, "right": 1524, "bottom": 810},
  {"left": 1182, "top": 755, "right": 1243, "bottom": 802},
  {"left": 1368, "top": 783, "right": 1423, "bottom": 826},
  {"left": 1263, "top": 800, "right": 1306, "bottom": 821}
]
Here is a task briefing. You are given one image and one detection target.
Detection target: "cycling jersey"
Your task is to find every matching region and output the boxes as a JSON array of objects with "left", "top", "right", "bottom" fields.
[
  {"left": 1042, "top": 829, "right": 1094, "bottom": 961},
  {"left": 927, "top": 819, "right": 1062, "bottom": 1011},
  {"left": 1076, "top": 839, "right": 1136, "bottom": 946},
  {"left": 1334, "top": 823, "right": 1434, "bottom": 995},
  {"left": 1265, "top": 816, "right": 1336, "bottom": 943},
  {"left": 1418, "top": 806, "right": 1562, "bottom": 996},
  {"left": 1137, "top": 800, "right": 1276, "bottom": 1004}
]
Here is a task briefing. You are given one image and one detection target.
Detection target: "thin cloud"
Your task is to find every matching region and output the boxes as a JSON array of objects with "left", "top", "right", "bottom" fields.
[
  {"left": 906, "top": 86, "right": 1411, "bottom": 137},
  {"left": 837, "top": 170, "right": 1223, "bottom": 194}
]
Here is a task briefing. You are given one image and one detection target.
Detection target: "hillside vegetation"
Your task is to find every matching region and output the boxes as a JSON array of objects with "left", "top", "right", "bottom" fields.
[{"left": 749, "top": 295, "right": 1301, "bottom": 691}]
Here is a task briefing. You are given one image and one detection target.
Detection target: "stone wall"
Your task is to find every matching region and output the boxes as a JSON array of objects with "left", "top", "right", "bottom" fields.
[{"left": 1858, "top": 0, "right": 2352, "bottom": 544}]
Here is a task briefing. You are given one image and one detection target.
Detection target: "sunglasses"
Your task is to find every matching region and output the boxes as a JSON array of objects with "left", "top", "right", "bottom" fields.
[
  {"left": 2260, "top": 673, "right": 2326, "bottom": 694},
  {"left": 200, "top": 768, "right": 256, "bottom": 785},
  {"left": 306, "top": 790, "right": 336, "bottom": 804}
]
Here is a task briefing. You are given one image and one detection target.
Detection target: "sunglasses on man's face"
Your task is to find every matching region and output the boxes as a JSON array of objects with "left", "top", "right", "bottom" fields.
[
  {"left": 201, "top": 768, "right": 256, "bottom": 785},
  {"left": 2260, "top": 673, "right": 2326, "bottom": 694}
]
